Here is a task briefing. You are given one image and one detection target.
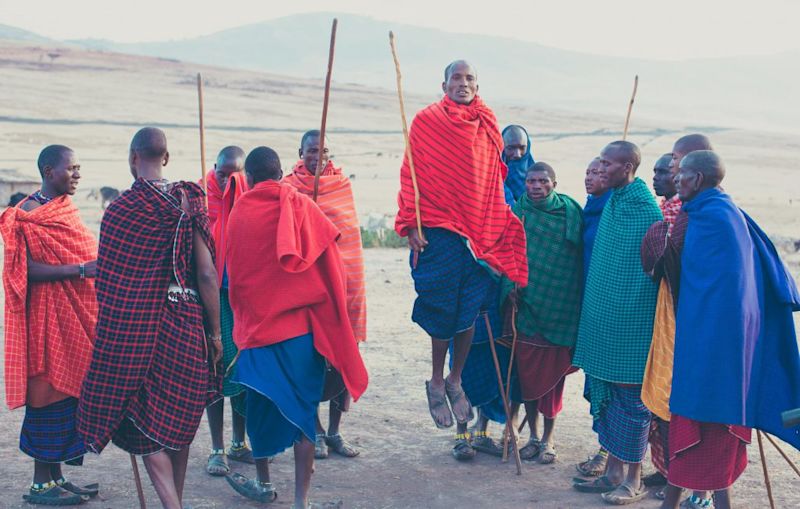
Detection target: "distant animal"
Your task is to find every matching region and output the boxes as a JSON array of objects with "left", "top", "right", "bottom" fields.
[
  {"left": 7, "top": 192, "right": 27, "bottom": 207},
  {"left": 87, "top": 186, "right": 121, "bottom": 209}
]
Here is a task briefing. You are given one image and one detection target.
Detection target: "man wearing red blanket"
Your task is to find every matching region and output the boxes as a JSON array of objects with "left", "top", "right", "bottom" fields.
[
  {"left": 395, "top": 60, "right": 527, "bottom": 430},
  {"left": 225, "top": 146, "right": 368, "bottom": 508}
]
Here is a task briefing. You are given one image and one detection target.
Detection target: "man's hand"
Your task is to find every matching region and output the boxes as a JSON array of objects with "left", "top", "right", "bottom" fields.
[
  {"left": 207, "top": 334, "right": 223, "bottom": 365},
  {"left": 408, "top": 228, "right": 429, "bottom": 253},
  {"left": 83, "top": 260, "right": 97, "bottom": 278}
]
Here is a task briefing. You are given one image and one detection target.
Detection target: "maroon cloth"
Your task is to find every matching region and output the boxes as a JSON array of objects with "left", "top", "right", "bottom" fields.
[
  {"left": 668, "top": 414, "right": 751, "bottom": 491},
  {"left": 515, "top": 334, "right": 576, "bottom": 417},
  {"left": 78, "top": 179, "right": 220, "bottom": 454}
]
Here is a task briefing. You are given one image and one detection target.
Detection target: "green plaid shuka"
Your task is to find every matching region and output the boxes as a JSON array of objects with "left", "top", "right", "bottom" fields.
[
  {"left": 573, "top": 177, "right": 662, "bottom": 385},
  {"left": 502, "top": 191, "right": 584, "bottom": 347}
]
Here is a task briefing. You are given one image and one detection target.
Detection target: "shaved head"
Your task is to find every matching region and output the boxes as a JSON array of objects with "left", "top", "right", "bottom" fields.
[
  {"left": 216, "top": 145, "right": 245, "bottom": 167},
  {"left": 130, "top": 127, "right": 168, "bottom": 161},
  {"left": 37, "top": 144, "right": 73, "bottom": 177},
  {"left": 676, "top": 150, "right": 725, "bottom": 202},
  {"left": 245, "top": 146, "right": 282, "bottom": 184},
  {"left": 527, "top": 161, "right": 556, "bottom": 181},
  {"left": 442, "top": 60, "right": 478, "bottom": 105},
  {"left": 674, "top": 134, "right": 714, "bottom": 155},
  {"left": 599, "top": 140, "right": 641, "bottom": 189},
  {"left": 655, "top": 153, "right": 672, "bottom": 169},
  {"left": 605, "top": 140, "right": 641, "bottom": 171},
  {"left": 444, "top": 60, "right": 477, "bottom": 81}
]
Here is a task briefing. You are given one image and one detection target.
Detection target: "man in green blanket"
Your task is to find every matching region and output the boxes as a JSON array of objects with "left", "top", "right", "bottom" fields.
[
  {"left": 573, "top": 141, "right": 662, "bottom": 505},
  {"left": 503, "top": 162, "right": 583, "bottom": 464}
]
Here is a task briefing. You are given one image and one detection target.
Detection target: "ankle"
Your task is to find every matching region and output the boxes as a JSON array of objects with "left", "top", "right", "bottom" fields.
[{"left": 30, "top": 480, "right": 57, "bottom": 492}]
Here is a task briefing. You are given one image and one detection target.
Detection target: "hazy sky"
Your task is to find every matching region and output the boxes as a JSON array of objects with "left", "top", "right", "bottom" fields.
[{"left": 3, "top": 0, "right": 799, "bottom": 59}]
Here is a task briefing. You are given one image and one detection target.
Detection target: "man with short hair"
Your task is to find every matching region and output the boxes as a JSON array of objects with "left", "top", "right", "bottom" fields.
[
  {"left": 501, "top": 124, "right": 535, "bottom": 203},
  {"left": 573, "top": 141, "right": 662, "bottom": 504},
  {"left": 0, "top": 145, "right": 99, "bottom": 505},
  {"left": 202, "top": 146, "right": 253, "bottom": 476},
  {"left": 78, "top": 128, "right": 222, "bottom": 509},
  {"left": 224, "top": 146, "right": 368, "bottom": 508},
  {"left": 284, "top": 130, "right": 366, "bottom": 459},
  {"left": 662, "top": 150, "right": 800, "bottom": 509},
  {"left": 396, "top": 60, "right": 527, "bottom": 432},
  {"left": 504, "top": 162, "right": 583, "bottom": 464}
]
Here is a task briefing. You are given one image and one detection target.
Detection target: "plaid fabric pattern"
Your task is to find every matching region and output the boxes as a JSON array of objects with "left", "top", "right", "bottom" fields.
[
  {"left": 411, "top": 227, "right": 493, "bottom": 339},
  {"left": 503, "top": 191, "right": 583, "bottom": 347},
  {"left": 649, "top": 417, "right": 669, "bottom": 476},
  {"left": 20, "top": 397, "right": 86, "bottom": 464},
  {"left": 668, "top": 414, "right": 750, "bottom": 491},
  {"left": 220, "top": 290, "right": 243, "bottom": 398},
  {"left": 78, "top": 179, "right": 220, "bottom": 453},
  {"left": 0, "top": 195, "right": 98, "bottom": 410},
  {"left": 660, "top": 195, "right": 682, "bottom": 225},
  {"left": 574, "top": 178, "right": 662, "bottom": 384},
  {"left": 593, "top": 383, "right": 651, "bottom": 463}
]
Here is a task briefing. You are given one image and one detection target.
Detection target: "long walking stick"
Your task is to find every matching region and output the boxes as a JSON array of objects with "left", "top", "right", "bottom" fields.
[
  {"left": 313, "top": 18, "right": 338, "bottom": 202},
  {"left": 130, "top": 454, "right": 147, "bottom": 509},
  {"left": 763, "top": 432, "right": 800, "bottom": 478},
  {"left": 197, "top": 73, "right": 209, "bottom": 209},
  {"left": 501, "top": 302, "right": 519, "bottom": 462},
  {"left": 622, "top": 75, "right": 639, "bottom": 140},
  {"left": 389, "top": 31, "right": 424, "bottom": 267},
  {"left": 485, "top": 314, "right": 523, "bottom": 475},
  {"left": 757, "top": 430, "right": 776, "bottom": 509}
]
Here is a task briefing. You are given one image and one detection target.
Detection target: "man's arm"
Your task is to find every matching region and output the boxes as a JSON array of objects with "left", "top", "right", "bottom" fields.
[
  {"left": 192, "top": 227, "right": 222, "bottom": 364},
  {"left": 28, "top": 257, "right": 96, "bottom": 282}
]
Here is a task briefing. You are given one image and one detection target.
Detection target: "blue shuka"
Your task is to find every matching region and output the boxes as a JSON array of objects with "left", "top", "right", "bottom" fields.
[
  {"left": 672, "top": 188, "right": 800, "bottom": 449},
  {"left": 501, "top": 125, "right": 535, "bottom": 203},
  {"left": 581, "top": 190, "right": 612, "bottom": 286}
]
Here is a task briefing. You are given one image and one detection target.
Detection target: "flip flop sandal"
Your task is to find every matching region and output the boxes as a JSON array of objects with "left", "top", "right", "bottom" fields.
[
  {"left": 314, "top": 433, "right": 329, "bottom": 459},
  {"left": 425, "top": 380, "right": 454, "bottom": 429},
  {"left": 470, "top": 435, "right": 504, "bottom": 457},
  {"left": 519, "top": 438, "right": 541, "bottom": 461},
  {"left": 225, "top": 472, "right": 278, "bottom": 503},
  {"left": 451, "top": 433, "right": 476, "bottom": 461},
  {"left": 325, "top": 433, "right": 360, "bottom": 458},
  {"left": 573, "top": 475, "right": 618, "bottom": 493},
  {"left": 576, "top": 452, "right": 608, "bottom": 477},
  {"left": 206, "top": 450, "right": 230, "bottom": 476},
  {"left": 57, "top": 481, "right": 99, "bottom": 498},
  {"left": 22, "top": 484, "right": 87, "bottom": 506},
  {"left": 444, "top": 379, "right": 474, "bottom": 424},
  {"left": 538, "top": 442, "right": 557, "bottom": 464},
  {"left": 227, "top": 444, "right": 256, "bottom": 464},
  {"left": 601, "top": 484, "right": 649, "bottom": 505}
]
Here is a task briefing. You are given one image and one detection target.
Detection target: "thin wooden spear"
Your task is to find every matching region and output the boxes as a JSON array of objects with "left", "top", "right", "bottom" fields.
[
  {"left": 622, "top": 75, "right": 639, "bottom": 140},
  {"left": 757, "top": 430, "right": 776, "bottom": 509},
  {"left": 501, "top": 216, "right": 524, "bottom": 461},
  {"left": 485, "top": 314, "right": 523, "bottom": 475},
  {"left": 313, "top": 18, "right": 338, "bottom": 202},
  {"left": 197, "top": 72, "right": 209, "bottom": 209},
  {"left": 130, "top": 454, "right": 147, "bottom": 509},
  {"left": 389, "top": 31, "right": 424, "bottom": 267}
]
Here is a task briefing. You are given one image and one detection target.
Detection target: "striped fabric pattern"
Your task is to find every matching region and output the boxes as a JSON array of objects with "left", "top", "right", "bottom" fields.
[
  {"left": 395, "top": 95, "right": 527, "bottom": 285},
  {"left": 0, "top": 195, "right": 98, "bottom": 410},
  {"left": 283, "top": 161, "right": 367, "bottom": 343},
  {"left": 593, "top": 383, "right": 651, "bottom": 463},
  {"left": 20, "top": 397, "right": 86, "bottom": 464}
]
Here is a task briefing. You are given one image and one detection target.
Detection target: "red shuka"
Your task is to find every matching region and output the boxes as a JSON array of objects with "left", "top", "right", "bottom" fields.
[
  {"left": 395, "top": 95, "right": 528, "bottom": 285},
  {"left": 201, "top": 171, "right": 249, "bottom": 285},
  {"left": 225, "top": 180, "right": 368, "bottom": 400}
]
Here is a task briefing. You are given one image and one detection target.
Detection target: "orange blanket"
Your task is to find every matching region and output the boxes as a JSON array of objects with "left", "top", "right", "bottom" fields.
[
  {"left": 226, "top": 181, "right": 368, "bottom": 400},
  {"left": 0, "top": 195, "right": 98, "bottom": 410},
  {"left": 200, "top": 171, "right": 249, "bottom": 285},
  {"left": 283, "top": 161, "right": 366, "bottom": 343},
  {"left": 641, "top": 280, "right": 675, "bottom": 421},
  {"left": 395, "top": 95, "right": 528, "bottom": 285}
]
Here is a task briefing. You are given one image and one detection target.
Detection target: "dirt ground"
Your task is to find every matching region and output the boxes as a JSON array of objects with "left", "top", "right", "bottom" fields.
[{"left": 0, "top": 247, "right": 798, "bottom": 509}]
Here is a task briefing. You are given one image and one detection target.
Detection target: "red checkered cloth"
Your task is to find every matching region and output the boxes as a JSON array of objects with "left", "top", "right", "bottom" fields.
[
  {"left": 668, "top": 413, "right": 750, "bottom": 491},
  {"left": 77, "top": 179, "right": 219, "bottom": 453},
  {"left": 0, "top": 195, "right": 98, "bottom": 410},
  {"left": 659, "top": 195, "right": 682, "bottom": 226},
  {"left": 395, "top": 95, "right": 528, "bottom": 285}
]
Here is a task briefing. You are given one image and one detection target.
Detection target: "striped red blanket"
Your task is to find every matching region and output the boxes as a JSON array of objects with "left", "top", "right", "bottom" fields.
[{"left": 395, "top": 95, "right": 527, "bottom": 285}]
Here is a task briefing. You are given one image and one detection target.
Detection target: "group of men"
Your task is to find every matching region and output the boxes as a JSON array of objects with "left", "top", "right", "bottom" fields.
[
  {"left": 399, "top": 59, "right": 800, "bottom": 508},
  {"left": 2, "top": 56, "right": 799, "bottom": 509},
  {"left": 2, "top": 128, "right": 367, "bottom": 509}
]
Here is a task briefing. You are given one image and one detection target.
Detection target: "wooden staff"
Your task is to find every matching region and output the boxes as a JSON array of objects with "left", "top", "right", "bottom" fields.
[
  {"left": 389, "top": 31, "right": 425, "bottom": 267},
  {"left": 313, "top": 18, "right": 338, "bottom": 202},
  {"left": 501, "top": 215, "right": 524, "bottom": 461},
  {"left": 484, "top": 314, "right": 523, "bottom": 475},
  {"left": 757, "top": 430, "right": 776, "bottom": 509},
  {"left": 622, "top": 75, "right": 639, "bottom": 140},
  {"left": 764, "top": 432, "right": 800, "bottom": 478},
  {"left": 130, "top": 454, "right": 147, "bottom": 509},
  {"left": 197, "top": 73, "right": 209, "bottom": 209}
]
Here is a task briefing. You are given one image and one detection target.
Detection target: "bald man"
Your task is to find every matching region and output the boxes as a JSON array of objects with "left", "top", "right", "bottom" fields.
[
  {"left": 573, "top": 141, "right": 662, "bottom": 504},
  {"left": 662, "top": 150, "right": 800, "bottom": 509},
  {"left": 395, "top": 60, "right": 527, "bottom": 433},
  {"left": 78, "top": 128, "right": 221, "bottom": 509},
  {"left": 501, "top": 124, "right": 535, "bottom": 203}
]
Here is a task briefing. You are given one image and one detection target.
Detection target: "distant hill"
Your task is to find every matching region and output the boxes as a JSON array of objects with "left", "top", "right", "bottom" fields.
[
  {"left": 0, "top": 24, "right": 55, "bottom": 44},
  {"left": 2, "top": 14, "right": 798, "bottom": 132}
]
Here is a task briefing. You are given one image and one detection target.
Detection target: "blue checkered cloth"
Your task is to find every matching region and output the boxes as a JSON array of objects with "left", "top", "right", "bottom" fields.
[
  {"left": 410, "top": 228, "right": 493, "bottom": 339},
  {"left": 20, "top": 398, "right": 86, "bottom": 464},
  {"left": 593, "top": 382, "right": 651, "bottom": 463}
]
